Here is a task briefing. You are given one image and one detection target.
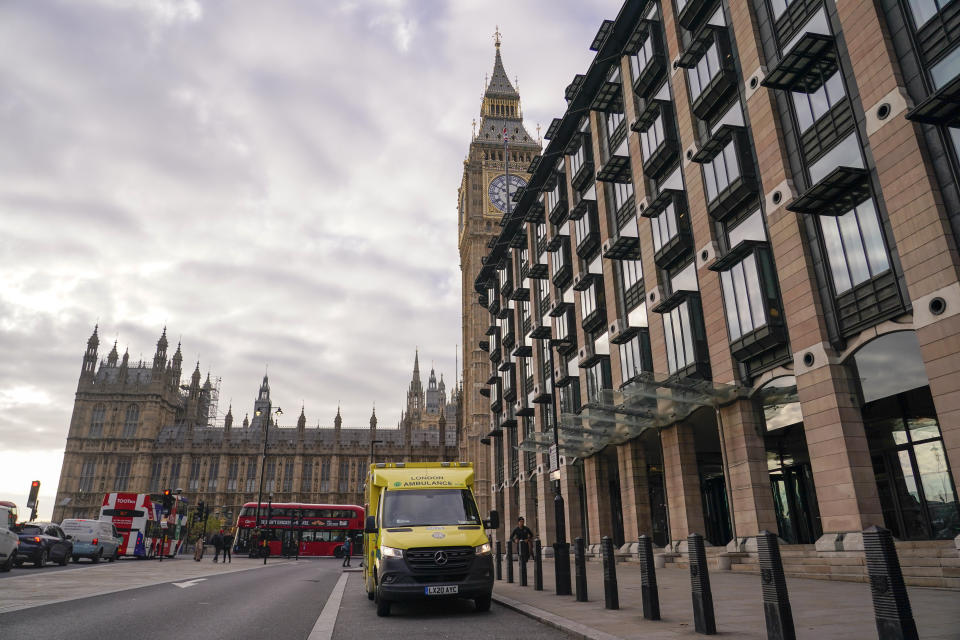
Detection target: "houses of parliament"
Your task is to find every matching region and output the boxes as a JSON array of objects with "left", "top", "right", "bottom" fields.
[{"left": 52, "top": 326, "right": 460, "bottom": 524}]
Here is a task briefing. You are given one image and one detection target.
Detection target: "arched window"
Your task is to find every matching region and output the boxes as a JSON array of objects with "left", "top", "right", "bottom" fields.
[
  {"left": 89, "top": 404, "right": 105, "bottom": 437},
  {"left": 123, "top": 405, "right": 139, "bottom": 438}
]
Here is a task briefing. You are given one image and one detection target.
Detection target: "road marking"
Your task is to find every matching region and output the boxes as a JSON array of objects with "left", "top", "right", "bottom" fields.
[
  {"left": 172, "top": 578, "right": 207, "bottom": 589},
  {"left": 307, "top": 572, "right": 349, "bottom": 640}
]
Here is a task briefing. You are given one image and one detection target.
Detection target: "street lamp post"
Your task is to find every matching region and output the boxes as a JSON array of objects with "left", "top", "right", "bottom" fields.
[
  {"left": 264, "top": 492, "right": 273, "bottom": 565},
  {"left": 369, "top": 439, "right": 383, "bottom": 468},
  {"left": 548, "top": 339, "right": 572, "bottom": 595},
  {"left": 254, "top": 407, "right": 282, "bottom": 539}
]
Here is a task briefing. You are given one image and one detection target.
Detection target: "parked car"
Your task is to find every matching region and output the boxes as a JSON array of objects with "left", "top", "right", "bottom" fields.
[
  {"left": 0, "top": 506, "right": 18, "bottom": 572},
  {"left": 60, "top": 519, "right": 121, "bottom": 563},
  {"left": 14, "top": 522, "right": 73, "bottom": 567}
]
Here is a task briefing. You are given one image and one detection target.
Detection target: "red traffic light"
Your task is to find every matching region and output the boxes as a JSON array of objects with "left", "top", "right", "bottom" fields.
[
  {"left": 163, "top": 489, "right": 171, "bottom": 496},
  {"left": 31, "top": 481, "right": 39, "bottom": 487}
]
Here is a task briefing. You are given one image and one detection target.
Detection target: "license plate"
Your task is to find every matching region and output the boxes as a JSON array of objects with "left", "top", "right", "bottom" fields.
[{"left": 425, "top": 585, "right": 459, "bottom": 595}]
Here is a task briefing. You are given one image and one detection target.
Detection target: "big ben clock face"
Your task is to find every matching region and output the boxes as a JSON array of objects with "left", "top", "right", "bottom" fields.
[{"left": 488, "top": 174, "right": 528, "bottom": 213}]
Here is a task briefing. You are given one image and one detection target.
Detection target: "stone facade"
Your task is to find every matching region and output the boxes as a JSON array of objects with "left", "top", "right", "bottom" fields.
[
  {"left": 52, "top": 330, "right": 459, "bottom": 524},
  {"left": 466, "top": 0, "right": 960, "bottom": 563}
]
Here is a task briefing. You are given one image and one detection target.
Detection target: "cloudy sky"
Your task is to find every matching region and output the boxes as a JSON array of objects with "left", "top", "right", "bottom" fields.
[{"left": 0, "top": 0, "right": 610, "bottom": 516}]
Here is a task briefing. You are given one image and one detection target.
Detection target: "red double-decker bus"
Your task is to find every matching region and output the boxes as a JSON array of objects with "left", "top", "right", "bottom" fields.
[{"left": 233, "top": 503, "right": 363, "bottom": 557}]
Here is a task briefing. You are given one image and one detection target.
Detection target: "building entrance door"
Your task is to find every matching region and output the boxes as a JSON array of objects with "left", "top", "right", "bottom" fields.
[
  {"left": 607, "top": 456, "right": 625, "bottom": 547},
  {"left": 769, "top": 463, "right": 819, "bottom": 544}
]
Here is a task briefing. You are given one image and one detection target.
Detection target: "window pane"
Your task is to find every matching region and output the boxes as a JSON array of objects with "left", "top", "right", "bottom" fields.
[
  {"left": 720, "top": 271, "right": 741, "bottom": 340},
  {"left": 821, "top": 216, "right": 853, "bottom": 293},
  {"left": 663, "top": 311, "right": 677, "bottom": 372},
  {"left": 793, "top": 92, "right": 814, "bottom": 132},
  {"left": 744, "top": 254, "right": 767, "bottom": 331},
  {"left": 907, "top": 0, "right": 940, "bottom": 27},
  {"left": 732, "top": 263, "right": 752, "bottom": 335},
  {"left": 680, "top": 303, "right": 696, "bottom": 366},
  {"left": 855, "top": 200, "right": 889, "bottom": 277},
  {"left": 838, "top": 207, "right": 870, "bottom": 286},
  {"left": 722, "top": 142, "right": 740, "bottom": 183}
]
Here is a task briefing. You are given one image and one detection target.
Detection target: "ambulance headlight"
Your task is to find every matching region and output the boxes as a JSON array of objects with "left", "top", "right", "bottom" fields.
[
  {"left": 474, "top": 542, "right": 492, "bottom": 556},
  {"left": 380, "top": 545, "right": 403, "bottom": 558}
]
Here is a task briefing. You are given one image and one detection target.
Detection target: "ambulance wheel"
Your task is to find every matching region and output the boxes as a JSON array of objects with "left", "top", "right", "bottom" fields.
[
  {"left": 374, "top": 581, "right": 390, "bottom": 617},
  {"left": 367, "top": 589, "right": 375, "bottom": 601},
  {"left": 475, "top": 595, "right": 491, "bottom": 612}
]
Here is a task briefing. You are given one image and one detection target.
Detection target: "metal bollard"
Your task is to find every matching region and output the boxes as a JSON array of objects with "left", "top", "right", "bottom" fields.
[
  {"left": 688, "top": 533, "right": 716, "bottom": 635},
  {"left": 554, "top": 541, "right": 572, "bottom": 596},
  {"left": 863, "top": 525, "right": 919, "bottom": 640},
  {"left": 601, "top": 536, "right": 619, "bottom": 610},
  {"left": 574, "top": 537, "right": 588, "bottom": 602},
  {"left": 506, "top": 540, "right": 514, "bottom": 583},
  {"left": 534, "top": 539, "right": 543, "bottom": 591},
  {"left": 495, "top": 540, "right": 502, "bottom": 581},
  {"left": 757, "top": 531, "right": 795, "bottom": 640},
  {"left": 638, "top": 534, "right": 660, "bottom": 620},
  {"left": 519, "top": 540, "right": 528, "bottom": 586}
]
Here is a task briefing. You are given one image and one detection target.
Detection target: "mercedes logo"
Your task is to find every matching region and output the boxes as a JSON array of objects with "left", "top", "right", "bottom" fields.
[{"left": 434, "top": 551, "right": 448, "bottom": 565}]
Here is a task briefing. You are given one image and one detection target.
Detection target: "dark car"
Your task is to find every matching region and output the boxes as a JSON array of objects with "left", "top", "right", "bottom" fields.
[{"left": 14, "top": 522, "right": 73, "bottom": 567}]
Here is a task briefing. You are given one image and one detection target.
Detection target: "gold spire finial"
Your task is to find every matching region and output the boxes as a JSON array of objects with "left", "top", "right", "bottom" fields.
[
  {"left": 472, "top": 118, "right": 477, "bottom": 140},
  {"left": 493, "top": 25, "right": 501, "bottom": 48},
  {"left": 536, "top": 122, "right": 542, "bottom": 145}
]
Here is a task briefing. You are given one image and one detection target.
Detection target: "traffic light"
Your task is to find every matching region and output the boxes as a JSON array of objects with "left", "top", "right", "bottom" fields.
[
  {"left": 195, "top": 501, "right": 206, "bottom": 523},
  {"left": 162, "top": 489, "right": 173, "bottom": 515},
  {"left": 26, "top": 481, "right": 40, "bottom": 509}
]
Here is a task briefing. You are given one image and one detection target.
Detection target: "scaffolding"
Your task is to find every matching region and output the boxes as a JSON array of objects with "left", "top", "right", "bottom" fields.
[{"left": 207, "top": 376, "right": 221, "bottom": 428}]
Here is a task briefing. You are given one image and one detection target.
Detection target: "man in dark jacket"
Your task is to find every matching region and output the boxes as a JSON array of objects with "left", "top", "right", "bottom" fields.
[
  {"left": 510, "top": 517, "right": 534, "bottom": 562},
  {"left": 211, "top": 530, "right": 223, "bottom": 562}
]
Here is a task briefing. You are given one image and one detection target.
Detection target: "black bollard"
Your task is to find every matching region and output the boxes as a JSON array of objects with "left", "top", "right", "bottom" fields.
[
  {"left": 757, "top": 531, "right": 795, "bottom": 640},
  {"left": 688, "top": 533, "right": 716, "bottom": 635},
  {"left": 554, "top": 542, "right": 572, "bottom": 596},
  {"left": 495, "top": 540, "right": 502, "bottom": 581},
  {"left": 506, "top": 540, "right": 514, "bottom": 584},
  {"left": 519, "top": 540, "right": 529, "bottom": 586},
  {"left": 534, "top": 539, "right": 543, "bottom": 591},
  {"left": 574, "top": 537, "right": 588, "bottom": 602},
  {"left": 601, "top": 536, "right": 619, "bottom": 610},
  {"left": 638, "top": 534, "right": 660, "bottom": 620},
  {"left": 863, "top": 525, "right": 919, "bottom": 640}
]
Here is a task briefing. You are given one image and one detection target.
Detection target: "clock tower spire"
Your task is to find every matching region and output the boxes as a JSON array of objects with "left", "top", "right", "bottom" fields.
[{"left": 456, "top": 29, "right": 540, "bottom": 518}]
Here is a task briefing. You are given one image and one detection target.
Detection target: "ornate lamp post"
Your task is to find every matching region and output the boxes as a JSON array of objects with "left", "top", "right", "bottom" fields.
[{"left": 254, "top": 406, "right": 282, "bottom": 559}]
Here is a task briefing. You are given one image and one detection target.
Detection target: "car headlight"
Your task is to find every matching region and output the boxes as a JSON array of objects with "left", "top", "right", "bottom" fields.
[
  {"left": 380, "top": 545, "right": 403, "bottom": 558},
  {"left": 474, "top": 542, "right": 492, "bottom": 556}
]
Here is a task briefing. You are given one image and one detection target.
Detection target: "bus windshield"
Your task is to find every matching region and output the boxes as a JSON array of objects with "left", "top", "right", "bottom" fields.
[{"left": 382, "top": 489, "right": 481, "bottom": 527}]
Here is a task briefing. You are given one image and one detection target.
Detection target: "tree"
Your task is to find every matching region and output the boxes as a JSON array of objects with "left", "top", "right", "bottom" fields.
[{"left": 189, "top": 516, "right": 223, "bottom": 542}]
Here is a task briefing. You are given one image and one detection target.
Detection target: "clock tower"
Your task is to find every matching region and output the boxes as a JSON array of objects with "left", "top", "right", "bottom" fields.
[{"left": 458, "top": 30, "right": 540, "bottom": 517}]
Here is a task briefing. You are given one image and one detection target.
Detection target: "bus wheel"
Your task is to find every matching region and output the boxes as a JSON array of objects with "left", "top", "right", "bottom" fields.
[
  {"left": 375, "top": 592, "right": 390, "bottom": 617},
  {"left": 475, "top": 596, "right": 491, "bottom": 613}
]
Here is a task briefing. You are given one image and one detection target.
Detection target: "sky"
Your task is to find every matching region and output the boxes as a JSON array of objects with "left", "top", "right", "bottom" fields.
[{"left": 0, "top": 0, "right": 612, "bottom": 518}]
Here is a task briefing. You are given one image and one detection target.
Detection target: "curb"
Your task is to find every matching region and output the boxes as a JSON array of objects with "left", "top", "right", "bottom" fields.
[{"left": 492, "top": 593, "right": 621, "bottom": 640}]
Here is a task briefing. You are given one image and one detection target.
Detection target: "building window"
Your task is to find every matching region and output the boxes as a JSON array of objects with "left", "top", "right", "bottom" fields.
[
  {"left": 639, "top": 114, "right": 666, "bottom": 162},
  {"left": 115, "top": 458, "right": 131, "bottom": 492},
  {"left": 663, "top": 300, "right": 699, "bottom": 374},
  {"left": 792, "top": 71, "right": 845, "bottom": 132},
  {"left": 495, "top": 431, "right": 505, "bottom": 485},
  {"left": 702, "top": 137, "right": 742, "bottom": 202},
  {"left": 283, "top": 460, "right": 294, "bottom": 492},
  {"left": 559, "top": 378, "right": 581, "bottom": 414},
  {"left": 189, "top": 460, "right": 201, "bottom": 491},
  {"left": 620, "top": 259, "right": 644, "bottom": 310},
  {"left": 89, "top": 404, "right": 105, "bottom": 437},
  {"left": 687, "top": 42, "right": 723, "bottom": 102},
  {"left": 79, "top": 459, "right": 96, "bottom": 493},
  {"left": 820, "top": 199, "right": 890, "bottom": 294},
  {"left": 169, "top": 460, "right": 181, "bottom": 489},
  {"left": 265, "top": 460, "right": 276, "bottom": 493},
  {"left": 339, "top": 461, "right": 349, "bottom": 492},
  {"left": 245, "top": 460, "right": 257, "bottom": 493},
  {"left": 584, "top": 358, "right": 612, "bottom": 404},
  {"left": 630, "top": 30, "right": 657, "bottom": 80},
  {"left": 302, "top": 461, "right": 313, "bottom": 492},
  {"left": 122, "top": 405, "right": 139, "bottom": 439},
  {"left": 320, "top": 460, "right": 331, "bottom": 492},
  {"left": 651, "top": 200, "right": 681, "bottom": 252},
  {"left": 149, "top": 459, "right": 162, "bottom": 493},
  {"left": 208, "top": 459, "right": 219, "bottom": 491},
  {"left": 905, "top": 0, "right": 954, "bottom": 27},
  {"left": 546, "top": 180, "right": 562, "bottom": 212},
  {"left": 620, "top": 333, "right": 647, "bottom": 383},
  {"left": 227, "top": 460, "right": 239, "bottom": 492},
  {"left": 580, "top": 282, "right": 599, "bottom": 320}
]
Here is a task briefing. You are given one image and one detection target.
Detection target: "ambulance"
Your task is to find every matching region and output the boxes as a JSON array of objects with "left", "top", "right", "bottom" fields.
[{"left": 363, "top": 462, "right": 499, "bottom": 617}]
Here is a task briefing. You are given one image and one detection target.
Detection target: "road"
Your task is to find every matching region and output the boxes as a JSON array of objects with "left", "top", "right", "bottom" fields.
[{"left": 0, "top": 558, "right": 569, "bottom": 639}]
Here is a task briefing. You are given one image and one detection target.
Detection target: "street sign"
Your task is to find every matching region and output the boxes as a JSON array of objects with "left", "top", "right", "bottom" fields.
[
  {"left": 549, "top": 470, "right": 560, "bottom": 481},
  {"left": 160, "top": 520, "right": 168, "bottom": 529},
  {"left": 549, "top": 445, "right": 559, "bottom": 472}
]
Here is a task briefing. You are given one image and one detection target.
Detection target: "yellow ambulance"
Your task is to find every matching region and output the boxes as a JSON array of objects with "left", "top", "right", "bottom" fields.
[{"left": 362, "top": 462, "right": 499, "bottom": 616}]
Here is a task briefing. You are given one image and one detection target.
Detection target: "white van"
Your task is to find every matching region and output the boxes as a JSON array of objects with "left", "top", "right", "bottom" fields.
[
  {"left": 0, "top": 506, "right": 18, "bottom": 572},
  {"left": 60, "top": 519, "right": 122, "bottom": 563}
]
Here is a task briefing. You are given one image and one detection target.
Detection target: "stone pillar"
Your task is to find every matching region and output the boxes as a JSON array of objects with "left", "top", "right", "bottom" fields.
[
  {"left": 719, "top": 400, "right": 778, "bottom": 539},
  {"left": 584, "top": 455, "right": 611, "bottom": 545},
  {"left": 661, "top": 422, "right": 705, "bottom": 545},
  {"left": 796, "top": 361, "right": 882, "bottom": 533},
  {"left": 617, "top": 439, "right": 652, "bottom": 542}
]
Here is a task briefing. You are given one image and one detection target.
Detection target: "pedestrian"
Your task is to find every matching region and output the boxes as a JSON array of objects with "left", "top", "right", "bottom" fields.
[
  {"left": 211, "top": 530, "right": 223, "bottom": 563},
  {"left": 510, "top": 516, "right": 534, "bottom": 562},
  {"left": 341, "top": 536, "right": 352, "bottom": 567},
  {"left": 222, "top": 529, "right": 232, "bottom": 563}
]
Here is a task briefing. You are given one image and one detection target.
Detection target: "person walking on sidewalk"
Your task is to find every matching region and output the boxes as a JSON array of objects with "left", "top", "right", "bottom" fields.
[
  {"left": 341, "top": 536, "right": 352, "bottom": 567},
  {"left": 211, "top": 530, "right": 224, "bottom": 563},
  {"left": 221, "top": 529, "right": 232, "bottom": 563},
  {"left": 511, "top": 517, "right": 534, "bottom": 562}
]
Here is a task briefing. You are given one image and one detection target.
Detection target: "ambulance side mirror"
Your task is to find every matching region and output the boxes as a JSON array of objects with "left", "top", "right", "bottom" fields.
[
  {"left": 365, "top": 515, "right": 377, "bottom": 534},
  {"left": 484, "top": 510, "right": 499, "bottom": 531}
]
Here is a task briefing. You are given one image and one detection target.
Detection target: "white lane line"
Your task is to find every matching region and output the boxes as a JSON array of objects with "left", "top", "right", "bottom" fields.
[
  {"left": 172, "top": 578, "right": 207, "bottom": 589},
  {"left": 307, "top": 572, "right": 349, "bottom": 640}
]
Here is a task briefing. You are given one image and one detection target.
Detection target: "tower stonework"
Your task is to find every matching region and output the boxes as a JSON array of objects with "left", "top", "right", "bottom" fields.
[{"left": 458, "top": 34, "right": 540, "bottom": 517}]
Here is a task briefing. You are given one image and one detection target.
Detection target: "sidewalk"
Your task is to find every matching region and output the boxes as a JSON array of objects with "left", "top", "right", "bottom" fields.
[{"left": 492, "top": 556, "right": 960, "bottom": 639}]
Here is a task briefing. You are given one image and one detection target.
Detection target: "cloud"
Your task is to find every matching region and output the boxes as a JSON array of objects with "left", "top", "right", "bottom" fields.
[{"left": 0, "top": 0, "right": 610, "bottom": 512}]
